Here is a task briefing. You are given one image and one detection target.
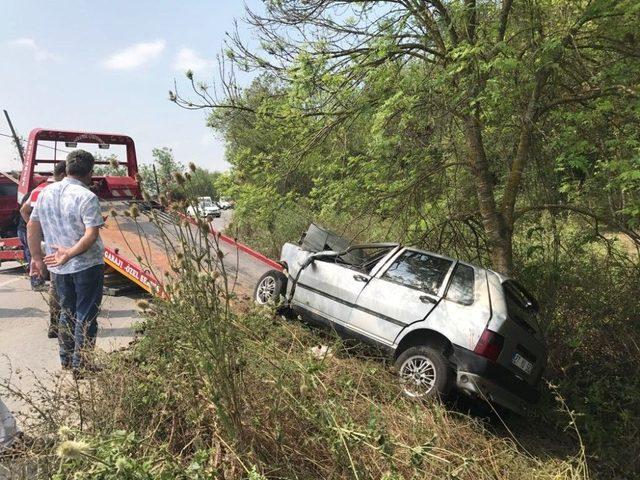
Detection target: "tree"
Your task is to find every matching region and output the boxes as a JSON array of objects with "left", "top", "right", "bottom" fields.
[
  {"left": 184, "top": 167, "right": 221, "bottom": 200},
  {"left": 93, "top": 154, "right": 126, "bottom": 176},
  {"left": 139, "top": 147, "right": 185, "bottom": 197},
  {"left": 173, "top": 0, "right": 640, "bottom": 274}
]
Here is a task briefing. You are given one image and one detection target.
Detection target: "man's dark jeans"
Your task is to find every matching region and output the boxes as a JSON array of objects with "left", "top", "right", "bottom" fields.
[{"left": 55, "top": 264, "right": 104, "bottom": 369}]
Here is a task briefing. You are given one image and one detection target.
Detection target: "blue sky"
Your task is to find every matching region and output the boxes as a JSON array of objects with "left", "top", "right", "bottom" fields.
[{"left": 0, "top": 0, "right": 261, "bottom": 172}]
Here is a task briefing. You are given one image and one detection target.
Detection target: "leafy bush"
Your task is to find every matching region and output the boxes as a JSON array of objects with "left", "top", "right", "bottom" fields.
[{"left": 513, "top": 215, "right": 640, "bottom": 477}]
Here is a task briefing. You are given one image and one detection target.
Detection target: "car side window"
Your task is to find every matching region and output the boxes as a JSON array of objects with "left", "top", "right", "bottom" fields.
[
  {"left": 445, "top": 263, "right": 475, "bottom": 305},
  {"left": 382, "top": 251, "right": 452, "bottom": 295}
]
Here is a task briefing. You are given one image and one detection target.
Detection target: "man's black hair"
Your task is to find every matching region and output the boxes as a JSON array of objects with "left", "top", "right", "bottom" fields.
[
  {"left": 66, "top": 150, "right": 95, "bottom": 177},
  {"left": 53, "top": 161, "right": 67, "bottom": 178}
]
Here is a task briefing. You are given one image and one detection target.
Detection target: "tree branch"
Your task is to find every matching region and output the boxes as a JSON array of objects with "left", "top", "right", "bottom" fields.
[{"left": 497, "top": 0, "right": 513, "bottom": 42}]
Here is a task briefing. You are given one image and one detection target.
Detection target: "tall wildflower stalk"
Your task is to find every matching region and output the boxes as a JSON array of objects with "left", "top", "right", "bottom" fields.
[{"left": 114, "top": 176, "right": 246, "bottom": 443}]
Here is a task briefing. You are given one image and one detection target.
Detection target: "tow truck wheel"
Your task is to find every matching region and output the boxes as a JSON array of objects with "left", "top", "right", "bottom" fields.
[
  {"left": 254, "top": 270, "right": 287, "bottom": 306},
  {"left": 395, "top": 346, "right": 452, "bottom": 399}
]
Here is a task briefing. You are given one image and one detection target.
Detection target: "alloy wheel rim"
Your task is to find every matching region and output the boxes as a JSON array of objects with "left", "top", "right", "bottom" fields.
[
  {"left": 256, "top": 276, "right": 276, "bottom": 304},
  {"left": 399, "top": 355, "right": 437, "bottom": 397}
]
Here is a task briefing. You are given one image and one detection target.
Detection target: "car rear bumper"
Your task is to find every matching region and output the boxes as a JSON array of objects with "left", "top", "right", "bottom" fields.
[{"left": 452, "top": 346, "right": 541, "bottom": 414}]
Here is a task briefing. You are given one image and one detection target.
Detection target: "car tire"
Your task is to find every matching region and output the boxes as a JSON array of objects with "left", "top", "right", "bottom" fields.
[
  {"left": 254, "top": 270, "right": 287, "bottom": 306},
  {"left": 395, "top": 346, "right": 453, "bottom": 400}
]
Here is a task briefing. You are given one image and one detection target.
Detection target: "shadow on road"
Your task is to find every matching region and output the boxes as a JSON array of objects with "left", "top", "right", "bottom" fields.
[
  {"left": 98, "top": 327, "right": 135, "bottom": 338},
  {"left": 0, "top": 267, "right": 24, "bottom": 276},
  {"left": 100, "top": 309, "right": 138, "bottom": 319},
  {"left": 0, "top": 308, "right": 47, "bottom": 318}
]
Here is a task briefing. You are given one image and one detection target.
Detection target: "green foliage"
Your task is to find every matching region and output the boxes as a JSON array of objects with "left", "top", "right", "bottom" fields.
[
  {"left": 510, "top": 212, "right": 640, "bottom": 477},
  {"left": 92, "top": 154, "right": 126, "bottom": 176},
  {"left": 204, "top": 0, "right": 639, "bottom": 274},
  {"left": 184, "top": 167, "right": 220, "bottom": 201},
  {"left": 51, "top": 429, "right": 200, "bottom": 479},
  {"left": 138, "top": 147, "right": 221, "bottom": 201},
  {"left": 139, "top": 147, "right": 185, "bottom": 197}
]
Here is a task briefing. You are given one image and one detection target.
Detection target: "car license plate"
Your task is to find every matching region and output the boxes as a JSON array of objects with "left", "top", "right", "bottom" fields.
[{"left": 512, "top": 353, "right": 534, "bottom": 374}]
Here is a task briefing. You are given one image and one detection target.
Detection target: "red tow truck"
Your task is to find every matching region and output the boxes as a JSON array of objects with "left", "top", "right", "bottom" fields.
[
  {"left": 1, "top": 128, "right": 166, "bottom": 294},
  {"left": 1, "top": 127, "right": 277, "bottom": 297}
]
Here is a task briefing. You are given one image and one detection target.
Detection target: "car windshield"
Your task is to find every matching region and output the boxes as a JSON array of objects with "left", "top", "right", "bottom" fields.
[{"left": 200, "top": 199, "right": 214, "bottom": 208}]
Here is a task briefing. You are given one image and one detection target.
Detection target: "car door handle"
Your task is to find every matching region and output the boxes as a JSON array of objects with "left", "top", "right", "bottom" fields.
[
  {"left": 353, "top": 274, "right": 369, "bottom": 282},
  {"left": 419, "top": 295, "right": 436, "bottom": 304}
]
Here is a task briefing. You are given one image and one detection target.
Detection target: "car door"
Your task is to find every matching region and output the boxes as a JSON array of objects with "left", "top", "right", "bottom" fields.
[
  {"left": 293, "top": 258, "right": 370, "bottom": 326},
  {"left": 347, "top": 249, "right": 454, "bottom": 347},
  {"left": 420, "top": 262, "right": 492, "bottom": 350},
  {"left": 292, "top": 245, "right": 399, "bottom": 327}
]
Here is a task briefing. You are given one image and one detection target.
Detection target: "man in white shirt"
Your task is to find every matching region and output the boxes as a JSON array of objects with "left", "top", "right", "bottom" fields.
[{"left": 27, "top": 150, "right": 105, "bottom": 376}]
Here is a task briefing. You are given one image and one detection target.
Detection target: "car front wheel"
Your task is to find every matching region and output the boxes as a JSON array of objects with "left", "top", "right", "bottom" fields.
[
  {"left": 254, "top": 270, "right": 287, "bottom": 305},
  {"left": 395, "top": 346, "right": 453, "bottom": 399}
]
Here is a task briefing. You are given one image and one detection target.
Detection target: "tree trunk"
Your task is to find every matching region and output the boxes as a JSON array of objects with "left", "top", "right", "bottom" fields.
[
  {"left": 463, "top": 113, "right": 513, "bottom": 274},
  {"left": 502, "top": 69, "right": 549, "bottom": 228}
]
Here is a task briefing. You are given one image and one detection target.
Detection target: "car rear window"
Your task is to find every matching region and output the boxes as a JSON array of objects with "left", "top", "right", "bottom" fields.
[
  {"left": 503, "top": 280, "right": 541, "bottom": 333},
  {"left": 382, "top": 250, "right": 452, "bottom": 295},
  {"left": 503, "top": 280, "right": 539, "bottom": 312},
  {"left": 445, "top": 263, "right": 475, "bottom": 305}
]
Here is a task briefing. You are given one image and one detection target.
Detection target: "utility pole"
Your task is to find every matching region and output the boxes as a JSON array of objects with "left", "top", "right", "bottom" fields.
[
  {"left": 152, "top": 164, "right": 160, "bottom": 197},
  {"left": 3, "top": 110, "right": 24, "bottom": 163}
]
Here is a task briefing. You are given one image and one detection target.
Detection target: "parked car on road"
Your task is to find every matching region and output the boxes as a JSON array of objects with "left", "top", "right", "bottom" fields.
[
  {"left": 186, "top": 196, "right": 221, "bottom": 220},
  {"left": 218, "top": 198, "right": 234, "bottom": 210},
  {"left": 254, "top": 224, "right": 547, "bottom": 414}
]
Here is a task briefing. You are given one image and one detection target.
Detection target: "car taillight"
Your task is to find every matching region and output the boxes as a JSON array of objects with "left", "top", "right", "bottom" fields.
[{"left": 474, "top": 329, "right": 504, "bottom": 362}]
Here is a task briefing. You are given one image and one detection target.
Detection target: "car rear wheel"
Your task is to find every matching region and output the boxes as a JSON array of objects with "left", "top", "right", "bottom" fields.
[
  {"left": 395, "top": 346, "right": 452, "bottom": 399},
  {"left": 254, "top": 270, "right": 287, "bottom": 305}
]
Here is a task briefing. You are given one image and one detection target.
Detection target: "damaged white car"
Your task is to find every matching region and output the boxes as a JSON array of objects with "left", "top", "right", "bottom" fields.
[{"left": 254, "top": 224, "right": 548, "bottom": 414}]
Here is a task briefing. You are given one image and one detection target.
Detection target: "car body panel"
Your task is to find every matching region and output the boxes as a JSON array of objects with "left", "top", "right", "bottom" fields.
[
  {"left": 294, "top": 259, "right": 368, "bottom": 324},
  {"left": 347, "top": 276, "right": 439, "bottom": 346},
  {"left": 485, "top": 271, "right": 547, "bottom": 386},
  {"left": 275, "top": 229, "right": 547, "bottom": 412},
  {"left": 187, "top": 196, "right": 221, "bottom": 218},
  {"left": 397, "top": 265, "right": 492, "bottom": 351}
]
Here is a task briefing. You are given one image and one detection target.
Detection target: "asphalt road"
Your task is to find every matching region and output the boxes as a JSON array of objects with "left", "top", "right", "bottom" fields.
[
  {"left": 0, "top": 208, "right": 270, "bottom": 438},
  {"left": 0, "top": 263, "right": 141, "bottom": 431}
]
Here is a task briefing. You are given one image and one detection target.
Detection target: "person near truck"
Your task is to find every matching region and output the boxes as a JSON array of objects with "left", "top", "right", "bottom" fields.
[
  {"left": 27, "top": 150, "right": 104, "bottom": 377},
  {"left": 20, "top": 160, "right": 66, "bottom": 338},
  {"left": 16, "top": 184, "right": 46, "bottom": 291}
]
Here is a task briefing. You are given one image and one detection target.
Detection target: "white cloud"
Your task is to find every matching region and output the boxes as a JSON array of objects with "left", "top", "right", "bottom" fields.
[
  {"left": 102, "top": 40, "right": 165, "bottom": 70},
  {"left": 7, "top": 38, "right": 60, "bottom": 62},
  {"left": 173, "top": 48, "right": 214, "bottom": 73}
]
